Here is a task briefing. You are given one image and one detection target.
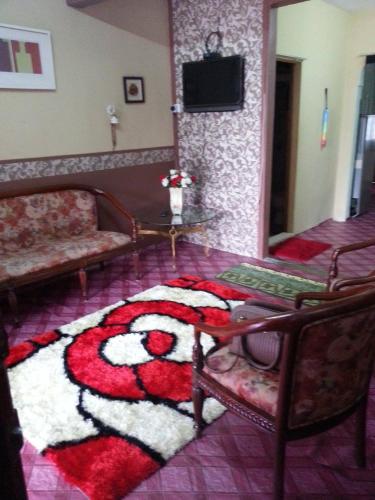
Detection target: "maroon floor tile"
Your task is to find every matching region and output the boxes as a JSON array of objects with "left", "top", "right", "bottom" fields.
[
  {"left": 188, "top": 467, "right": 207, "bottom": 493},
  {"left": 68, "top": 491, "right": 89, "bottom": 500},
  {"left": 291, "top": 469, "right": 330, "bottom": 494},
  {"left": 247, "top": 467, "right": 279, "bottom": 494},
  {"left": 195, "top": 436, "right": 228, "bottom": 457},
  {"left": 202, "top": 467, "right": 238, "bottom": 492},
  {"left": 233, "top": 435, "right": 267, "bottom": 457},
  {"left": 27, "top": 466, "right": 59, "bottom": 491},
  {"left": 159, "top": 467, "right": 193, "bottom": 492}
]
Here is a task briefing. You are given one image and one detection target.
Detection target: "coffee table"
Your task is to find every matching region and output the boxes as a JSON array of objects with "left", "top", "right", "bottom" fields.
[{"left": 136, "top": 207, "right": 217, "bottom": 269}]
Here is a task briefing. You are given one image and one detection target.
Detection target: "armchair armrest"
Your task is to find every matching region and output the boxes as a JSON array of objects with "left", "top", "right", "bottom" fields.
[
  {"left": 194, "top": 310, "right": 293, "bottom": 341},
  {"left": 295, "top": 285, "right": 373, "bottom": 309},
  {"left": 329, "top": 273, "right": 375, "bottom": 292},
  {"left": 193, "top": 312, "right": 293, "bottom": 373},
  {"left": 327, "top": 238, "right": 375, "bottom": 287}
]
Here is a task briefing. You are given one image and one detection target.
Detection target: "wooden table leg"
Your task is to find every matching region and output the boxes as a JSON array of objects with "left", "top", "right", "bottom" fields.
[{"left": 201, "top": 227, "right": 210, "bottom": 257}]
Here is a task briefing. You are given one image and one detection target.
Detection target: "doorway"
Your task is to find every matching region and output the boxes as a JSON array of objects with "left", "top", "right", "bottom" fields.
[
  {"left": 350, "top": 56, "right": 375, "bottom": 217},
  {"left": 269, "top": 59, "right": 301, "bottom": 238}
]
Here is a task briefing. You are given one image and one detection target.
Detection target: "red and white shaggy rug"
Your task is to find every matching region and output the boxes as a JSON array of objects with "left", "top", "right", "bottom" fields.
[{"left": 7, "top": 276, "right": 249, "bottom": 500}]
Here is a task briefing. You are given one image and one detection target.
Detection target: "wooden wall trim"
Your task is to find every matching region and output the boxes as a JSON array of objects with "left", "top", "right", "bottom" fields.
[
  {"left": 0, "top": 147, "right": 175, "bottom": 183},
  {"left": 0, "top": 146, "right": 174, "bottom": 166}
]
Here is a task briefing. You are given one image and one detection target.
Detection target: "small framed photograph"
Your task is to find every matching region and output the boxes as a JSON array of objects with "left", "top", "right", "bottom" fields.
[
  {"left": 123, "top": 76, "right": 145, "bottom": 103},
  {"left": 0, "top": 23, "right": 56, "bottom": 90}
]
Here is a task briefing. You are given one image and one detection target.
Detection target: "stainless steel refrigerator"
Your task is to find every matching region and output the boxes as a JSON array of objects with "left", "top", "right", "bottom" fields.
[{"left": 351, "top": 60, "right": 375, "bottom": 217}]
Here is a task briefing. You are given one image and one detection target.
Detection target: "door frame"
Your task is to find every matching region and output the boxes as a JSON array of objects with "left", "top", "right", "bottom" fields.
[{"left": 258, "top": 0, "right": 308, "bottom": 257}]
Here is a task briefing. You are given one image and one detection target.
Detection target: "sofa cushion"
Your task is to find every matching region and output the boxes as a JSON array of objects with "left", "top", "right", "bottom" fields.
[
  {"left": 0, "top": 231, "right": 131, "bottom": 282},
  {"left": 203, "top": 345, "right": 279, "bottom": 416},
  {"left": 0, "top": 190, "right": 97, "bottom": 254}
]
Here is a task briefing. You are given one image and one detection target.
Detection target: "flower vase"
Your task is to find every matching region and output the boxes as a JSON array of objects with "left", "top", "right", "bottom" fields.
[{"left": 169, "top": 187, "right": 183, "bottom": 215}]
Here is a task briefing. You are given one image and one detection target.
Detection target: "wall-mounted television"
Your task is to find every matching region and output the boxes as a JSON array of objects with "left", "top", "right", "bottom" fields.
[{"left": 182, "top": 55, "right": 245, "bottom": 113}]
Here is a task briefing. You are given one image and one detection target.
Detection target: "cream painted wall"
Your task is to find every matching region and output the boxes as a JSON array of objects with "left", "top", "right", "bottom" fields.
[
  {"left": 0, "top": 0, "right": 173, "bottom": 160},
  {"left": 277, "top": 0, "right": 350, "bottom": 233},
  {"left": 333, "top": 9, "right": 375, "bottom": 220}
]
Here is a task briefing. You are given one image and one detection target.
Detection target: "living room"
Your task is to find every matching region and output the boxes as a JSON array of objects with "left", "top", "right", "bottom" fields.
[{"left": 1, "top": 0, "right": 375, "bottom": 499}]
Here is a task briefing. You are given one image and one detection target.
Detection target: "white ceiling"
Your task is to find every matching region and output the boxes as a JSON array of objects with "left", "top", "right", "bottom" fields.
[{"left": 325, "top": 0, "right": 375, "bottom": 11}]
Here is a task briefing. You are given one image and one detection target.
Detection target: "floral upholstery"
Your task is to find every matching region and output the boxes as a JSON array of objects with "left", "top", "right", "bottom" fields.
[
  {"left": 0, "top": 231, "right": 131, "bottom": 282},
  {"left": 289, "top": 306, "right": 375, "bottom": 428},
  {"left": 203, "top": 345, "right": 279, "bottom": 416},
  {"left": 0, "top": 190, "right": 97, "bottom": 254},
  {"left": 0, "top": 189, "right": 133, "bottom": 286}
]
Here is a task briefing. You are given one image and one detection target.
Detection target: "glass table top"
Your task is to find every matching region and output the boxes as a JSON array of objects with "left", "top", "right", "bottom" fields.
[{"left": 136, "top": 206, "right": 217, "bottom": 227}]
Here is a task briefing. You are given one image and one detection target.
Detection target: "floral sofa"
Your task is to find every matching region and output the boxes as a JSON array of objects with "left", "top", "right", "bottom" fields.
[{"left": 0, "top": 185, "right": 137, "bottom": 322}]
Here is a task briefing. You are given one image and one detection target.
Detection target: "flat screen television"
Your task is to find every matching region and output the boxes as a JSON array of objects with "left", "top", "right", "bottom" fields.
[{"left": 182, "top": 55, "right": 245, "bottom": 113}]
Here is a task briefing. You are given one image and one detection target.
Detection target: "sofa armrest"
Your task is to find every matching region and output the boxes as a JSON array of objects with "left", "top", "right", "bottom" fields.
[{"left": 92, "top": 188, "right": 137, "bottom": 243}]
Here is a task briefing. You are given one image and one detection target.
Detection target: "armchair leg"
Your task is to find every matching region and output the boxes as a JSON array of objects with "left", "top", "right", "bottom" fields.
[
  {"left": 78, "top": 268, "right": 87, "bottom": 300},
  {"left": 355, "top": 397, "right": 367, "bottom": 468},
  {"left": 274, "top": 434, "right": 286, "bottom": 500},
  {"left": 7, "top": 290, "right": 20, "bottom": 326},
  {"left": 192, "top": 384, "right": 204, "bottom": 438}
]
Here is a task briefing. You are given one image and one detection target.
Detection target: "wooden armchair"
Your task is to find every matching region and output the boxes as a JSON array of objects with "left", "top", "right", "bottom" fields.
[
  {"left": 0, "top": 312, "right": 27, "bottom": 499},
  {"left": 192, "top": 284, "right": 375, "bottom": 500},
  {"left": 327, "top": 237, "right": 375, "bottom": 289}
]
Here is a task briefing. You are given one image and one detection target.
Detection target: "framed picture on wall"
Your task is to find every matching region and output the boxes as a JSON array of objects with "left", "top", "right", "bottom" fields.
[
  {"left": 0, "top": 24, "right": 56, "bottom": 90},
  {"left": 123, "top": 76, "right": 145, "bottom": 103}
]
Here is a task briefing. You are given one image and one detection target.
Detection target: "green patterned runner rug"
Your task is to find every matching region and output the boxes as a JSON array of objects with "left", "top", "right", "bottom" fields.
[
  {"left": 263, "top": 257, "right": 327, "bottom": 277},
  {"left": 217, "top": 263, "right": 326, "bottom": 302}
]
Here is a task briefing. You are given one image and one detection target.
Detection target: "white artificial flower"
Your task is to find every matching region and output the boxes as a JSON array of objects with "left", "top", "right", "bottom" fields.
[
  {"left": 169, "top": 169, "right": 177, "bottom": 175},
  {"left": 181, "top": 179, "right": 188, "bottom": 187},
  {"left": 181, "top": 171, "right": 187, "bottom": 177},
  {"left": 161, "top": 178, "right": 169, "bottom": 187},
  {"left": 185, "top": 178, "right": 192, "bottom": 185}
]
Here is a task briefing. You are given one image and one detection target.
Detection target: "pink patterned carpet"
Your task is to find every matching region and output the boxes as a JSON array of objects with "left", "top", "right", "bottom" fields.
[{"left": 4, "top": 205, "right": 375, "bottom": 499}]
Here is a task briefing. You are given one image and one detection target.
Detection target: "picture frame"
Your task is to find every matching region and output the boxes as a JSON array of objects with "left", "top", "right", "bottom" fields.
[
  {"left": 123, "top": 76, "right": 145, "bottom": 104},
  {"left": 0, "top": 24, "right": 56, "bottom": 90}
]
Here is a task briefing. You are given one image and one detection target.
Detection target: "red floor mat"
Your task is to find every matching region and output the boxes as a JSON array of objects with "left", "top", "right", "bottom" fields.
[{"left": 270, "top": 237, "right": 331, "bottom": 262}]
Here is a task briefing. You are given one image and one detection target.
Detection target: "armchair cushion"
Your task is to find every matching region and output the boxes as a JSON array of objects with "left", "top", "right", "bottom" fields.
[
  {"left": 204, "top": 345, "right": 279, "bottom": 416},
  {"left": 289, "top": 307, "right": 375, "bottom": 428},
  {"left": 0, "top": 231, "right": 130, "bottom": 281}
]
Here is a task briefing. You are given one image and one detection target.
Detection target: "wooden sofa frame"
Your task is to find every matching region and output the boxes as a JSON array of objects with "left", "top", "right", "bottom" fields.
[{"left": 0, "top": 184, "right": 138, "bottom": 323}]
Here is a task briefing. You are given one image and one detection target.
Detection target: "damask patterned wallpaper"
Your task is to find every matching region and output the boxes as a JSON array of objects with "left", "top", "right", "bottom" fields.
[
  {"left": 0, "top": 147, "right": 174, "bottom": 183},
  {"left": 172, "top": 0, "right": 263, "bottom": 257}
]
